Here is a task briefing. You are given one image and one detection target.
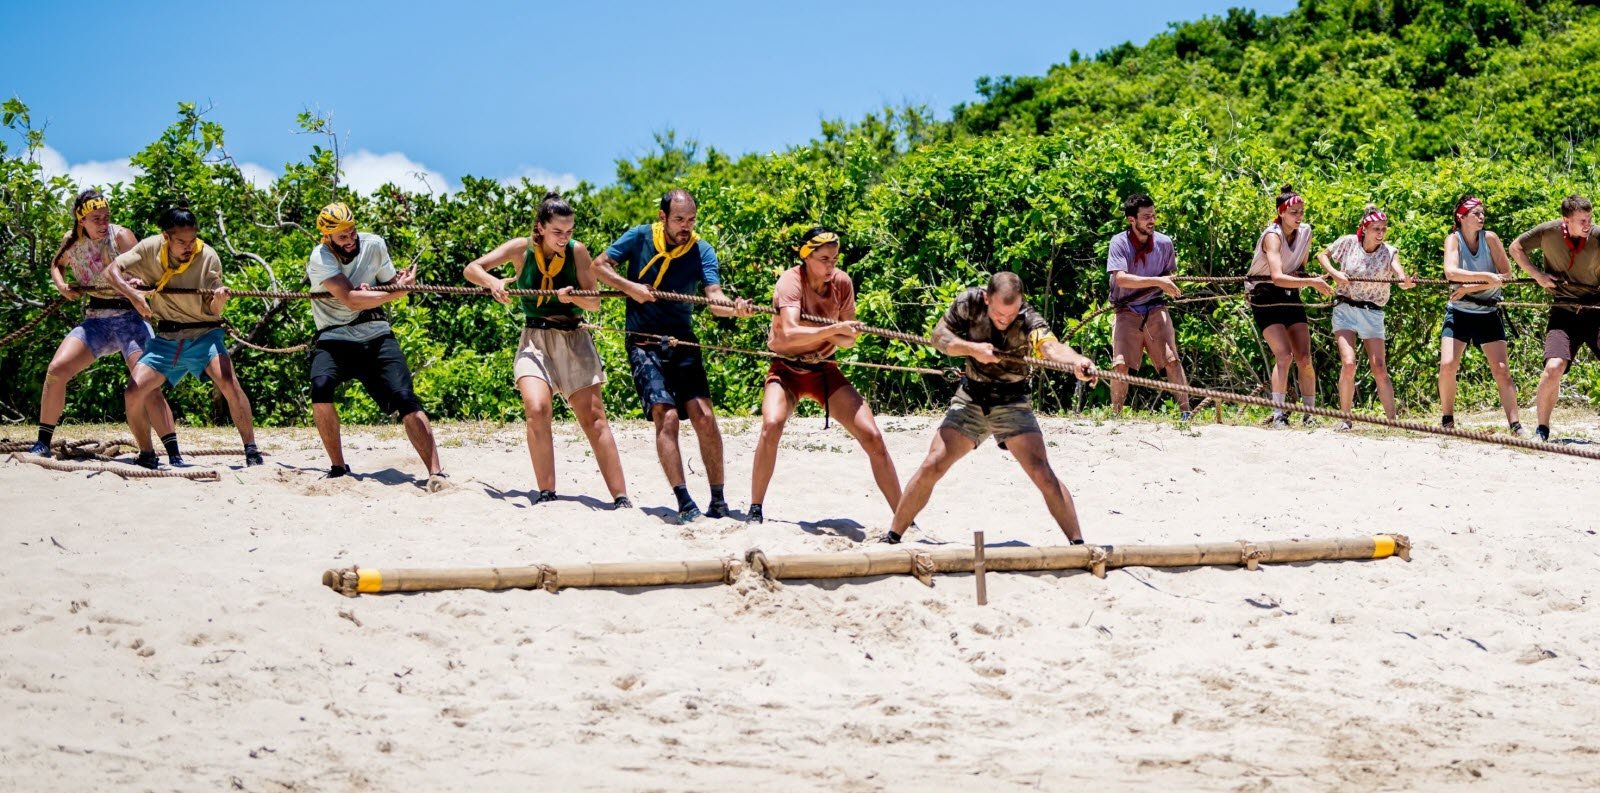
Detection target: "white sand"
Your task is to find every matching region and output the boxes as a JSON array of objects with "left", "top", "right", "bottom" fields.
[{"left": 2, "top": 412, "right": 1598, "bottom": 791}]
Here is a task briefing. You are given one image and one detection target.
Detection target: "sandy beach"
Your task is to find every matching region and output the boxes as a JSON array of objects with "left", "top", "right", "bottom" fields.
[{"left": 2, "top": 410, "right": 1597, "bottom": 791}]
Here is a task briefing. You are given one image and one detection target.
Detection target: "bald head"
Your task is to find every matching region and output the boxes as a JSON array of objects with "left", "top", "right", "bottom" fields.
[{"left": 658, "top": 188, "right": 698, "bottom": 246}]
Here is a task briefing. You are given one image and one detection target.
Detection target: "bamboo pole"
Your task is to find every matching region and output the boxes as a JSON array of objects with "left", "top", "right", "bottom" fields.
[
  {"left": 974, "top": 531, "right": 988, "bottom": 606},
  {"left": 323, "top": 536, "right": 1409, "bottom": 597}
]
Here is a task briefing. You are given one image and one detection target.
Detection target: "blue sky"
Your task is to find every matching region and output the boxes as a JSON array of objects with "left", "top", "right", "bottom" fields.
[{"left": 4, "top": 0, "right": 1295, "bottom": 192}]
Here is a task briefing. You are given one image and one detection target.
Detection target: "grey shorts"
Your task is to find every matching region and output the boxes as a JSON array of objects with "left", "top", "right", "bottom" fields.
[
  {"left": 1331, "top": 302, "right": 1386, "bottom": 341},
  {"left": 938, "top": 387, "right": 1042, "bottom": 448}
]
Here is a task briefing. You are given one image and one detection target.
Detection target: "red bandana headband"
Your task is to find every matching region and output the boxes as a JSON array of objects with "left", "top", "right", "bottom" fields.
[
  {"left": 1357, "top": 209, "right": 1388, "bottom": 241},
  {"left": 1455, "top": 197, "right": 1483, "bottom": 219},
  {"left": 1275, "top": 194, "right": 1303, "bottom": 221}
]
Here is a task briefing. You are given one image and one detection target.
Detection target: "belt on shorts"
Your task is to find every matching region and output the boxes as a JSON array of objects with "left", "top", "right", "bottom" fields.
[
  {"left": 1335, "top": 296, "right": 1384, "bottom": 311},
  {"left": 525, "top": 315, "right": 581, "bottom": 331},
  {"left": 1458, "top": 292, "right": 1502, "bottom": 308},
  {"left": 959, "top": 376, "right": 1031, "bottom": 413},
  {"left": 86, "top": 296, "right": 134, "bottom": 311},
  {"left": 313, "top": 308, "right": 388, "bottom": 341},
  {"left": 155, "top": 320, "right": 222, "bottom": 333}
]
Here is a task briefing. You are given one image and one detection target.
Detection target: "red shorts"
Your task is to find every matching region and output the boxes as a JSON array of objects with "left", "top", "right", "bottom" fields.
[{"left": 765, "top": 359, "right": 848, "bottom": 404}]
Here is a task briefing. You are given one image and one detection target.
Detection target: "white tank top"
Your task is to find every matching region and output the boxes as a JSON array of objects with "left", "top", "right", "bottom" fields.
[{"left": 1247, "top": 222, "right": 1313, "bottom": 279}]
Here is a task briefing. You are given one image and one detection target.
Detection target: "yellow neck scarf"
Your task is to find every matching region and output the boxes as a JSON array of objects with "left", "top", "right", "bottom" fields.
[
  {"left": 155, "top": 239, "right": 206, "bottom": 292},
  {"left": 637, "top": 222, "right": 699, "bottom": 289},
  {"left": 532, "top": 242, "right": 566, "bottom": 306}
]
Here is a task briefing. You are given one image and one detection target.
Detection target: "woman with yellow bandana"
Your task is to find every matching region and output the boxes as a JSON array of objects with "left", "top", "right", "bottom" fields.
[
  {"left": 30, "top": 190, "right": 183, "bottom": 467},
  {"left": 463, "top": 192, "right": 630, "bottom": 508},
  {"left": 746, "top": 227, "right": 902, "bottom": 526},
  {"left": 592, "top": 188, "right": 755, "bottom": 524},
  {"left": 108, "top": 206, "right": 262, "bottom": 468}
]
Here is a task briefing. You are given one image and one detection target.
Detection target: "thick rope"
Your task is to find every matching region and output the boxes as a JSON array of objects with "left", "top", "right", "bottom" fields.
[
  {"left": 7, "top": 453, "right": 221, "bottom": 481},
  {"left": 0, "top": 298, "right": 70, "bottom": 349},
  {"left": 581, "top": 323, "right": 960, "bottom": 381},
  {"left": 1175, "top": 274, "right": 1542, "bottom": 286},
  {"left": 224, "top": 321, "right": 308, "bottom": 354},
  {"left": 1004, "top": 355, "right": 1600, "bottom": 462}
]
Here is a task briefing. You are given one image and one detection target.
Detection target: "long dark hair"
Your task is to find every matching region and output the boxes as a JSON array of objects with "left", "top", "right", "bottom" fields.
[
  {"left": 51, "top": 189, "right": 107, "bottom": 267},
  {"left": 531, "top": 192, "right": 575, "bottom": 247}
]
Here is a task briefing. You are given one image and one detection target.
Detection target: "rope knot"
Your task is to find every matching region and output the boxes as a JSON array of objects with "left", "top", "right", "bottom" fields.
[
  {"left": 721, "top": 558, "right": 743, "bottom": 585},
  {"left": 744, "top": 548, "right": 773, "bottom": 580},
  {"left": 909, "top": 551, "right": 936, "bottom": 587},
  {"left": 536, "top": 563, "right": 559, "bottom": 593}
]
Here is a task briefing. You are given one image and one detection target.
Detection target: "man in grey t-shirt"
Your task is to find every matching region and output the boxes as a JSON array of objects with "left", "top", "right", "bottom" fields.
[{"left": 306, "top": 202, "right": 446, "bottom": 490}]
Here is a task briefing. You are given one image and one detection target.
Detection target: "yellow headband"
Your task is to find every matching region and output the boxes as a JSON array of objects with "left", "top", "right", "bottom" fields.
[
  {"left": 798, "top": 231, "right": 839, "bottom": 260},
  {"left": 75, "top": 196, "right": 109, "bottom": 221},
  {"left": 316, "top": 202, "right": 356, "bottom": 236}
]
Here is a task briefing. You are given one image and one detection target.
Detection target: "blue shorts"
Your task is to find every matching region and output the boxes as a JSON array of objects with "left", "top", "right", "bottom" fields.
[
  {"left": 138, "top": 328, "right": 229, "bottom": 386},
  {"left": 1331, "top": 302, "right": 1386, "bottom": 341},
  {"left": 627, "top": 342, "right": 711, "bottom": 415},
  {"left": 66, "top": 310, "right": 152, "bottom": 360}
]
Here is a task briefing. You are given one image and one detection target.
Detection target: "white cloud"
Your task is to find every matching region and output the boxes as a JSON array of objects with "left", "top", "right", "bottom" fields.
[
  {"left": 499, "top": 165, "right": 581, "bottom": 193},
  {"left": 234, "top": 161, "right": 277, "bottom": 187},
  {"left": 33, "top": 144, "right": 143, "bottom": 188},
  {"left": 341, "top": 149, "right": 454, "bottom": 195}
]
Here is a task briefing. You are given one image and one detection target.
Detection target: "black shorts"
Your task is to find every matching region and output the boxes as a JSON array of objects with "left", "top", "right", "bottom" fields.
[
  {"left": 1249, "top": 286, "right": 1308, "bottom": 331},
  {"left": 1441, "top": 307, "right": 1506, "bottom": 348},
  {"left": 1543, "top": 306, "right": 1600, "bottom": 367},
  {"left": 308, "top": 333, "right": 426, "bottom": 417},
  {"left": 628, "top": 342, "right": 711, "bottom": 415}
]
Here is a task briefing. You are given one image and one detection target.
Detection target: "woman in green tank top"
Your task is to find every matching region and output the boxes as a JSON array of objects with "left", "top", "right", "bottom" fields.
[{"left": 462, "top": 193, "right": 631, "bottom": 508}]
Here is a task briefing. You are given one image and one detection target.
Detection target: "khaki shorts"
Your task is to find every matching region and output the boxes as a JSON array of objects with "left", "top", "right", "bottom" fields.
[
  {"left": 513, "top": 327, "right": 605, "bottom": 397},
  {"left": 1112, "top": 305, "right": 1179, "bottom": 370},
  {"left": 938, "top": 387, "right": 1041, "bottom": 448}
]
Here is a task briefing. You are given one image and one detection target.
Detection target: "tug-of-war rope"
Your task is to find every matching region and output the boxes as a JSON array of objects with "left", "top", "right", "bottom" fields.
[
  {"left": 0, "top": 437, "right": 252, "bottom": 480},
  {"left": 5, "top": 276, "right": 1600, "bottom": 466}
]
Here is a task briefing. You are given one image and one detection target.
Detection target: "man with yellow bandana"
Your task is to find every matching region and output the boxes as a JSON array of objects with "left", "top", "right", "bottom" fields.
[
  {"left": 108, "top": 206, "right": 262, "bottom": 467},
  {"left": 881, "top": 272, "right": 1098, "bottom": 545},
  {"left": 593, "top": 188, "right": 754, "bottom": 523},
  {"left": 305, "top": 202, "right": 448, "bottom": 492}
]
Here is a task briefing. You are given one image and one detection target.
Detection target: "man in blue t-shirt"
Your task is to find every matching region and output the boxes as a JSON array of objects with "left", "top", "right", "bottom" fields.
[{"left": 593, "top": 188, "right": 754, "bottom": 523}]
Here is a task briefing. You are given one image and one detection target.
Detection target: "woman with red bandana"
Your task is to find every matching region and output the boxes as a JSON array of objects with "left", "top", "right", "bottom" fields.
[
  {"left": 1314, "top": 205, "right": 1415, "bottom": 428},
  {"left": 1245, "top": 185, "right": 1333, "bottom": 426},
  {"left": 1439, "top": 196, "right": 1523, "bottom": 435}
]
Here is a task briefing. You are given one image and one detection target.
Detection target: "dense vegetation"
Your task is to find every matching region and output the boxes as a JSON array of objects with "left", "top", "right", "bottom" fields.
[{"left": 5, "top": 0, "right": 1600, "bottom": 429}]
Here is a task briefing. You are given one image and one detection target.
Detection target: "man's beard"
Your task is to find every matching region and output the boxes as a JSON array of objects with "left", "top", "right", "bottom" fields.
[{"left": 331, "top": 236, "right": 361, "bottom": 264}]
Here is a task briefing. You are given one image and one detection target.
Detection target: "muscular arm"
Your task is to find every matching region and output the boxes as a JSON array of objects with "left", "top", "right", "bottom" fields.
[
  {"left": 1508, "top": 233, "right": 1557, "bottom": 288},
  {"left": 769, "top": 306, "right": 852, "bottom": 355},
  {"left": 1266, "top": 234, "right": 1326, "bottom": 289},
  {"left": 318, "top": 273, "right": 400, "bottom": 311}
]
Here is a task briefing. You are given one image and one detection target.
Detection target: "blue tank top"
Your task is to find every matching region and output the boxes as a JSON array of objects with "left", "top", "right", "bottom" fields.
[{"left": 1449, "top": 229, "right": 1500, "bottom": 314}]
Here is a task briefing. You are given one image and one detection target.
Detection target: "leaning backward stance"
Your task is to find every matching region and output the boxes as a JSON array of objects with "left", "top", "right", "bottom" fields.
[
  {"left": 882, "top": 272, "right": 1097, "bottom": 545},
  {"left": 746, "top": 228, "right": 902, "bottom": 525},
  {"left": 108, "top": 206, "right": 261, "bottom": 467},
  {"left": 306, "top": 203, "right": 447, "bottom": 490},
  {"left": 33, "top": 189, "right": 183, "bottom": 465}
]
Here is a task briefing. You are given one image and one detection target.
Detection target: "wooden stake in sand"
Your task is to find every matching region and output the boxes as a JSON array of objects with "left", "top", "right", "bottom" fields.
[
  {"left": 973, "top": 531, "right": 988, "bottom": 606},
  {"left": 323, "top": 535, "right": 1411, "bottom": 597}
]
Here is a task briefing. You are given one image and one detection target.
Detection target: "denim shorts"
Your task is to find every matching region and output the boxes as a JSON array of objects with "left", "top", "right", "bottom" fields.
[
  {"left": 66, "top": 309, "right": 152, "bottom": 360},
  {"left": 1331, "top": 302, "right": 1386, "bottom": 341},
  {"left": 138, "top": 328, "right": 228, "bottom": 386}
]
